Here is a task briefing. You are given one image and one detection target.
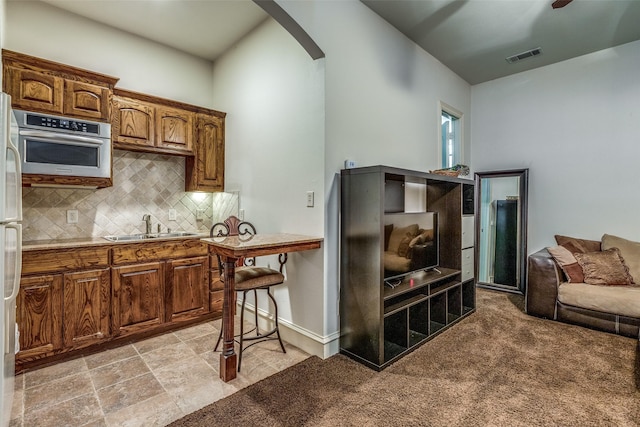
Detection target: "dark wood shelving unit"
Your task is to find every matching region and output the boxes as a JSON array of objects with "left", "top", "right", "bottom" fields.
[{"left": 340, "top": 165, "right": 475, "bottom": 370}]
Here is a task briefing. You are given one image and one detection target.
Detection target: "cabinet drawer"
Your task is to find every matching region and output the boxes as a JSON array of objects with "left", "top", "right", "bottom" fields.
[
  {"left": 462, "top": 216, "right": 474, "bottom": 249},
  {"left": 22, "top": 247, "right": 110, "bottom": 275},
  {"left": 461, "top": 248, "right": 474, "bottom": 282},
  {"left": 112, "top": 239, "right": 208, "bottom": 265}
]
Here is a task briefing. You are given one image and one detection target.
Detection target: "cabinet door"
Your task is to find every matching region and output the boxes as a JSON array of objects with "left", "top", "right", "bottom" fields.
[
  {"left": 166, "top": 256, "right": 209, "bottom": 322},
  {"left": 63, "top": 80, "right": 110, "bottom": 121},
  {"left": 16, "top": 275, "right": 64, "bottom": 360},
  {"left": 63, "top": 268, "right": 110, "bottom": 348},
  {"left": 5, "top": 67, "right": 64, "bottom": 114},
  {"left": 111, "top": 96, "right": 155, "bottom": 148},
  {"left": 155, "top": 106, "right": 194, "bottom": 154},
  {"left": 185, "top": 114, "right": 225, "bottom": 192},
  {"left": 112, "top": 262, "right": 164, "bottom": 336}
]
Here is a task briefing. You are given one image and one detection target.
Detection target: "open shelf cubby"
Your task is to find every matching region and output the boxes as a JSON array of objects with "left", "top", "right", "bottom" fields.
[{"left": 340, "top": 165, "right": 476, "bottom": 370}]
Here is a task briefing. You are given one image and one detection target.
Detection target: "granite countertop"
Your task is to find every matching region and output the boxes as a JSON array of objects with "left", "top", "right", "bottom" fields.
[
  {"left": 22, "top": 232, "right": 209, "bottom": 251},
  {"left": 201, "top": 233, "right": 323, "bottom": 250}
]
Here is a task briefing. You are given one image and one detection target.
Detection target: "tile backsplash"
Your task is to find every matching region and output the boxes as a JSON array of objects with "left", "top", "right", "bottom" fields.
[{"left": 22, "top": 150, "right": 217, "bottom": 241}]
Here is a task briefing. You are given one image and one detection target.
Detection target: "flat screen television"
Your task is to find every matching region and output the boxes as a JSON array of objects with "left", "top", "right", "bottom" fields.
[{"left": 383, "top": 212, "right": 439, "bottom": 284}]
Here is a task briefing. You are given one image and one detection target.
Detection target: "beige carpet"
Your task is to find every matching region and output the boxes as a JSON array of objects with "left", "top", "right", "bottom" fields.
[{"left": 171, "top": 289, "right": 640, "bottom": 427}]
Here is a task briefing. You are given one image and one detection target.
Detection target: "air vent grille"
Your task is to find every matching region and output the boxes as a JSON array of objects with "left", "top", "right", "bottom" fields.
[{"left": 506, "top": 47, "right": 542, "bottom": 64}]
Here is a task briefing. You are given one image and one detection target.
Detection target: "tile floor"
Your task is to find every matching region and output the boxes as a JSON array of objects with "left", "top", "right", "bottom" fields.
[{"left": 9, "top": 317, "right": 310, "bottom": 427}]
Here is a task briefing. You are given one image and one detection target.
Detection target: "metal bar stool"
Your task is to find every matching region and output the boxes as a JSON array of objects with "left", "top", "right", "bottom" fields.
[{"left": 212, "top": 216, "right": 287, "bottom": 371}]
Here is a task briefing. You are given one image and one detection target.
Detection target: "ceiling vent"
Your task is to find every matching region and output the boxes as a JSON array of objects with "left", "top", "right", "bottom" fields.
[{"left": 505, "top": 47, "right": 542, "bottom": 64}]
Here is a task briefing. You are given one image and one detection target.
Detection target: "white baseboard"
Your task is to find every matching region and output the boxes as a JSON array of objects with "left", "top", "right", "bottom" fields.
[{"left": 240, "top": 302, "right": 340, "bottom": 359}]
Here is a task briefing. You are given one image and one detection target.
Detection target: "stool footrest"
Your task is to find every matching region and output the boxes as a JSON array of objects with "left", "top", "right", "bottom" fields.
[{"left": 242, "top": 327, "right": 280, "bottom": 342}]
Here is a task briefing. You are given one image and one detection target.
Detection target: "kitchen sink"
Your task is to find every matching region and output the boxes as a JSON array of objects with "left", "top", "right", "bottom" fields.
[{"left": 103, "top": 232, "right": 200, "bottom": 242}]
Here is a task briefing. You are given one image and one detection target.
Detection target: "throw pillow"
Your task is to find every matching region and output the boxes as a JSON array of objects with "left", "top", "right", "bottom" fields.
[
  {"left": 387, "top": 224, "right": 419, "bottom": 255},
  {"left": 554, "top": 235, "right": 601, "bottom": 254},
  {"left": 574, "top": 248, "right": 633, "bottom": 286},
  {"left": 397, "top": 235, "right": 413, "bottom": 258},
  {"left": 547, "top": 245, "right": 584, "bottom": 283},
  {"left": 601, "top": 234, "right": 640, "bottom": 284}
]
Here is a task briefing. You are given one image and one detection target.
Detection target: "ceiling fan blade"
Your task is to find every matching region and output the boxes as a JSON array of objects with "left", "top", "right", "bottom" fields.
[{"left": 552, "top": 0, "right": 573, "bottom": 9}]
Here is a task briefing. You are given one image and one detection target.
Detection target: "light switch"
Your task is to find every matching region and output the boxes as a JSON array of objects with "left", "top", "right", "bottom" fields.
[
  {"left": 196, "top": 209, "right": 205, "bottom": 221},
  {"left": 306, "top": 191, "right": 314, "bottom": 207},
  {"left": 169, "top": 209, "right": 177, "bottom": 221}
]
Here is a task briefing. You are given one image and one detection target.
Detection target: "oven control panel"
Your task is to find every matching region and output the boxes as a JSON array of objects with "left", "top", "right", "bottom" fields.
[{"left": 25, "top": 114, "right": 100, "bottom": 134}]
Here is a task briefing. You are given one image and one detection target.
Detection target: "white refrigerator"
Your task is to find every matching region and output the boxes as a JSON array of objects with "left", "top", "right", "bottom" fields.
[{"left": 0, "top": 92, "right": 21, "bottom": 427}]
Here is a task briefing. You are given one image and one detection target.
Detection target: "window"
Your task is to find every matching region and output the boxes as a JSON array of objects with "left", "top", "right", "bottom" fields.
[{"left": 440, "top": 105, "right": 462, "bottom": 168}]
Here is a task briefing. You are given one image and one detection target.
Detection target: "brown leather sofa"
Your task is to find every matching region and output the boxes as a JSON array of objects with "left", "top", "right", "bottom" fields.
[{"left": 526, "top": 248, "right": 640, "bottom": 338}]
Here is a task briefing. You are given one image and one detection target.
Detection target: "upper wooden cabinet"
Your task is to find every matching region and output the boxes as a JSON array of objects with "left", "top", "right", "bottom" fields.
[
  {"left": 111, "top": 95, "right": 155, "bottom": 149},
  {"left": 4, "top": 68, "right": 63, "bottom": 114},
  {"left": 111, "top": 89, "right": 195, "bottom": 156},
  {"left": 156, "top": 106, "right": 194, "bottom": 153},
  {"left": 63, "top": 80, "right": 111, "bottom": 120},
  {"left": 186, "top": 114, "right": 225, "bottom": 192},
  {"left": 113, "top": 89, "right": 226, "bottom": 188},
  {"left": 2, "top": 50, "right": 118, "bottom": 121},
  {"left": 3, "top": 50, "right": 227, "bottom": 190}
]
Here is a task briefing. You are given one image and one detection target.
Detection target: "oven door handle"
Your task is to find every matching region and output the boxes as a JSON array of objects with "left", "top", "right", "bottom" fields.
[{"left": 19, "top": 129, "right": 105, "bottom": 145}]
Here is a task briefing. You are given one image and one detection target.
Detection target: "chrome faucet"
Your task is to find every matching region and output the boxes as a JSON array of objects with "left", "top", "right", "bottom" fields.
[{"left": 142, "top": 214, "right": 152, "bottom": 235}]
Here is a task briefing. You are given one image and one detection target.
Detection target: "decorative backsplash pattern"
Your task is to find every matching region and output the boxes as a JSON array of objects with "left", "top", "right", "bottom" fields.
[
  {"left": 212, "top": 191, "right": 239, "bottom": 225},
  {"left": 22, "top": 150, "right": 219, "bottom": 241}
]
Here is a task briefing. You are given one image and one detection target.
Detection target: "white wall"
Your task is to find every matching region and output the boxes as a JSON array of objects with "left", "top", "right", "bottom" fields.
[
  {"left": 210, "top": 18, "right": 326, "bottom": 352},
  {"left": 471, "top": 40, "right": 640, "bottom": 253},
  {"left": 277, "top": 0, "right": 471, "bottom": 352},
  {"left": 280, "top": 1, "right": 471, "bottom": 173},
  {"left": 4, "top": 1, "right": 213, "bottom": 106}
]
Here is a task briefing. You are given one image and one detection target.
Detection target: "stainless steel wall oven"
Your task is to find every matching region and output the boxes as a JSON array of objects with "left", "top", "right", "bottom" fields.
[{"left": 14, "top": 110, "right": 111, "bottom": 179}]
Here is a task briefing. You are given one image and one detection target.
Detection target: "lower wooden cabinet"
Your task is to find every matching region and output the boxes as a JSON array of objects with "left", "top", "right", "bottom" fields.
[
  {"left": 17, "top": 268, "right": 112, "bottom": 364},
  {"left": 18, "top": 240, "right": 218, "bottom": 371},
  {"left": 63, "top": 268, "right": 111, "bottom": 348},
  {"left": 166, "top": 256, "right": 209, "bottom": 322},
  {"left": 16, "top": 275, "right": 64, "bottom": 361},
  {"left": 112, "top": 262, "right": 165, "bottom": 336}
]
